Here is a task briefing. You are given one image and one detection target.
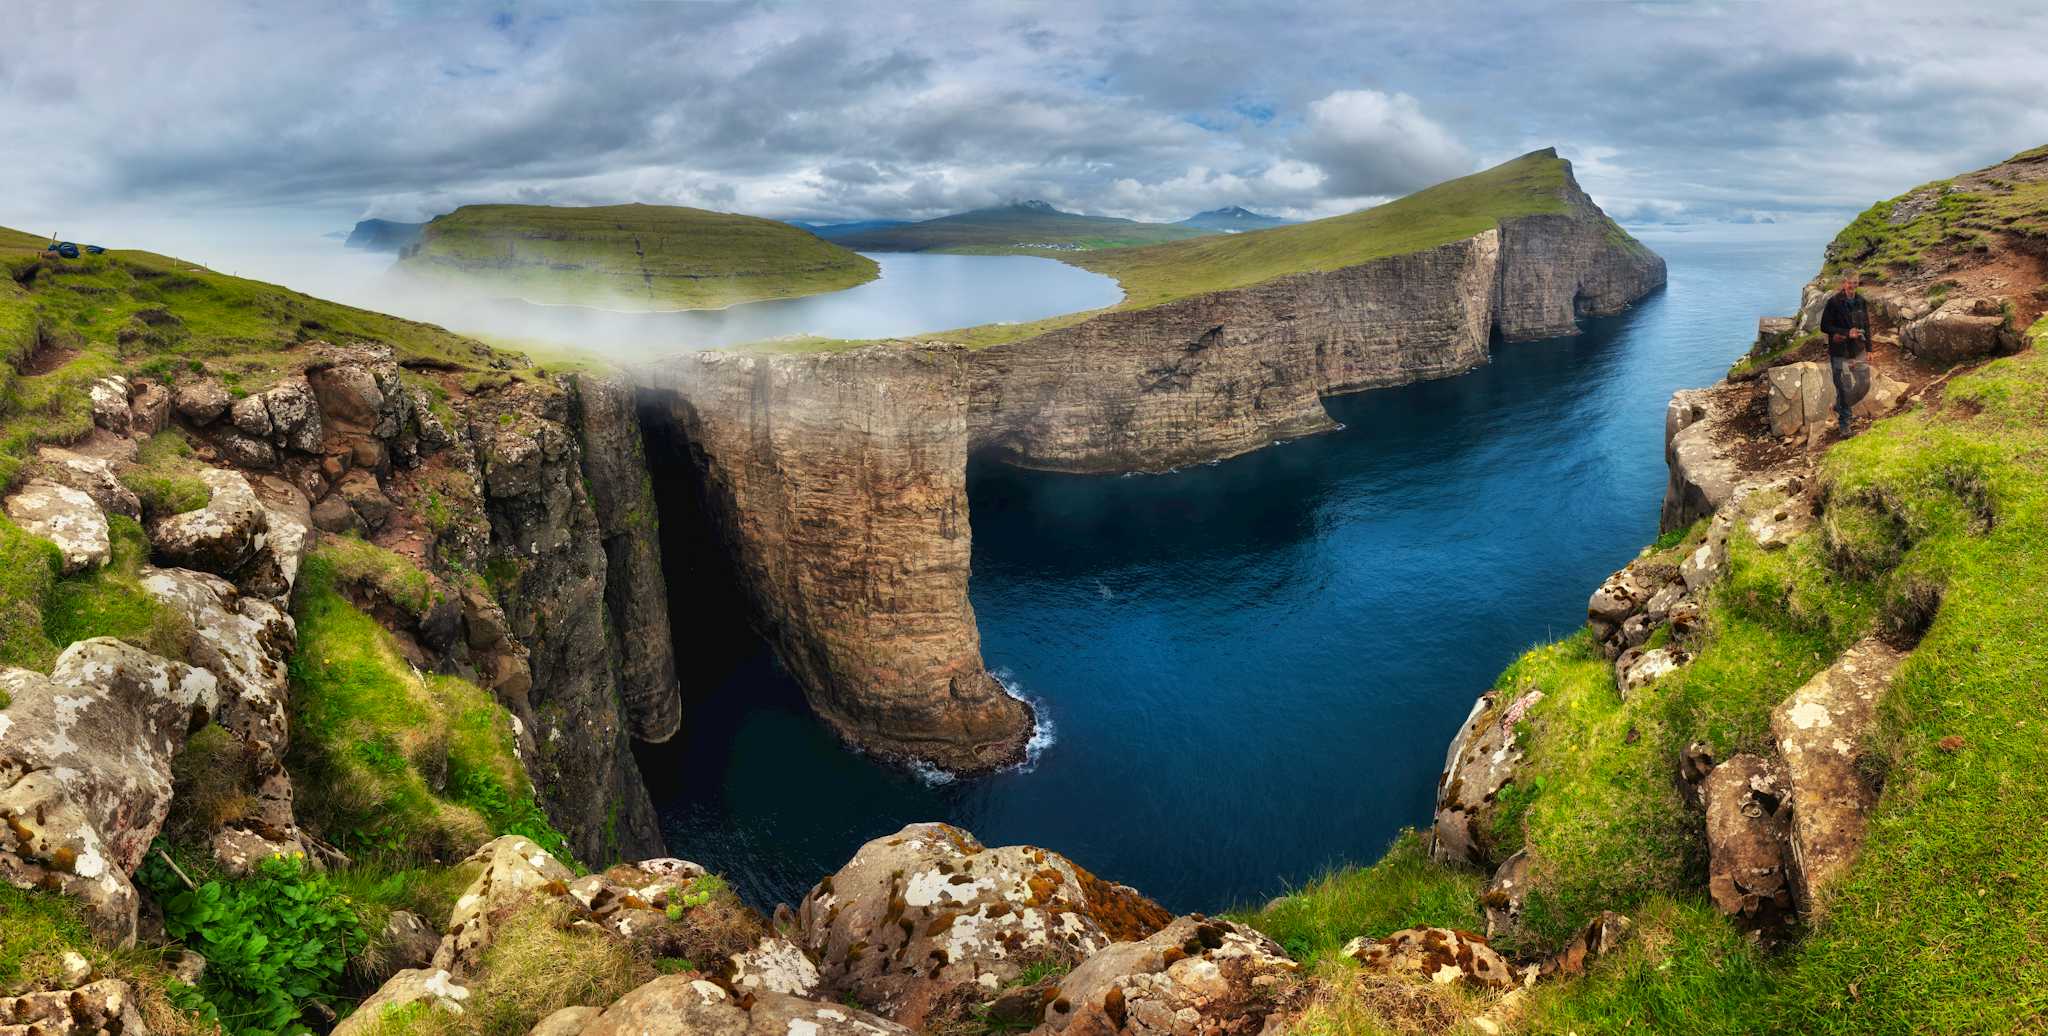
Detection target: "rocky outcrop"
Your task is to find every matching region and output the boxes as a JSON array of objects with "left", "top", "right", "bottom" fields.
[
  {"left": 1343, "top": 927, "right": 1518, "bottom": 991},
  {"left": 638, "top": 348, "right": 1034, "bottom": 774},
  {"left": 0, "top": 979, "right": 148, "bottom": 1036},
  {"left": 1767, "top": 360, "right": 1907, "bottom": 444},
  {"left": 1661, "top": 388, "right": 1742, "bottom": 533},
  {"left": 1430, "top": 688, "right": 1541, "bottom": 866},
  {"left": 793, "top": 822, "right": 1170, "bottom": 1029},
  {"left": 0, "top": 639, "right": 219, "bottom": 944},
  {"left": 574, "top": 980, "right": 909, "bottom": 1036},
  {"left": 1899, "top": 296, "right": 2024, "bottom": 364},
  {"left": 1701, "top": 754, "right": 1796, "bottom": 934}
]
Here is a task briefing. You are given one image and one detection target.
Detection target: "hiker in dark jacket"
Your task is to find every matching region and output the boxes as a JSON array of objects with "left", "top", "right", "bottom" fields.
[{"left": 1819, "top": 275, "right": 1872, "bottom": 437}]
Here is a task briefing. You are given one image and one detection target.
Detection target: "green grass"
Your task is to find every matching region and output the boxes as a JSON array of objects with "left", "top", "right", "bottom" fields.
[
  {"left": 320, "top": 536, "right": 436, "bottom": 616},
  {"left": 1231, "top": 831, "right": 1485, "bottom": 966},
  {"left": 0, "top": 511, "right": 187, "bottom": 673},
  {"left": 0, "top": 512, "right": 62, "bottom": 670},
  {"left": 395, "top": 202, "right": 878, "bottom": 311},
  {"left": 123, "top": 428, "right": 214, "bottom": 517},
  {"left": 0, "top": 884, "right": 220, "bottom": 1034},
  {"left": 1824, "top": 145, "right": 2048, "bottom": 279},
  {"left": 286, "top": 548, "right": 571, "bottom": 864}
]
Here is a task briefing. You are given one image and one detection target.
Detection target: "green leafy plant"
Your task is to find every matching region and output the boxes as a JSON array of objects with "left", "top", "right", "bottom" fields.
[
  {"left": 665, "top": 874, "right": 729, "bottom": 920},
  {"left": 137, "top": 849, "right": 364, "bottom": 1036}
]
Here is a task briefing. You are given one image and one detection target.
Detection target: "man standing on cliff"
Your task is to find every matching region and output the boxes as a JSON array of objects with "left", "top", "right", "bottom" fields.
[{"left": 1820, "top": 275, "right": 1872, "bottom": 438}]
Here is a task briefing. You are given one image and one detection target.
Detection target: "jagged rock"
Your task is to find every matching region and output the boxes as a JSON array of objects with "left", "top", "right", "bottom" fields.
[
  {"left": 1680, "top": 514, "right": 1732, "bottom": 593},
  {"left": 1431, "top": 689, "right": 1538, "bottom": 865},
  {"left": 1343, "top": 927, "right": 1518, "bottom": 991},
  {"left": 0, "top": 639, "right": 220, "bottom": 944},
  {"left": 1536, "top": 911, "right": 1632, "bottom": 979},
  {"left": 729, "top": 936, "right": 821, "bottom": 997},
  {"left": 1662, "top": 388, "right": 1739, "bottom": 533},
  {"left": 128, "top": 381, "right": 172, "bottom": 437},
  {"left": 1036, "top": 916, "right": 1298, "bottom": 1035},
  {"left": 1771, "top": 637, "right": 1907, "bottom": 915},
  {"left": 1900, "top": 296, "right": 2022, "bottom": 364},
  {"left": 310, "top": 491, "right": 363, "bottom": 534},
  {"left": 333, "top": 968, "right": 471, "bottom": 1036},
  {"left": 578, "top": 979, "right": 909, "bottom": 1036},
  {"left": 1587, "top": 568, "right": 1652, "bottom": 625},
  {"left": 1766, "top": 361, "right": 1907, "bottom": 443},
  {"left": 796, "top": 822, "right": 1171, "bottom": 1029},
  {"left": 174, "top": 378, "right": 231, "bottom": 424},
  {"left": 230, "top": 394, "right": 273, "bottom": 438},
  {"left": 4, "top": 482, "right": 110, "bottom": 573},
  {"left": 240, "top": 493, "right": 310, "bottom": 603},
  {"left": 1617, "top": 646, "right": 1685, "bottom": 699},
  {"left": 527, "top": 1006, "right": 601, "bottom": 1036},
  {"left": 335, "top": 469, "right": 392, "bottom": 530},
  {"left": 308, "top": 363, "right": 384, "bottom": 426},
  {"left": 433, "top": 835, "right": 578, "bottom": 975},
  {"left": 0, "top": 979, "right": 147, "bottom": 1035},
  {"left": 262, "top": 377, "right": 326, "bottom": 454},
  {"left": 88, "top": 377, "right": 131, "bottom": 436},
  {"left": 1702, "top": 754, "right": 1795, "bottom": 933},
  {"left": 212, "top": 429, "right": 277, "bottom": 470},
  {"left": 33, "top": 447, "right": 140, "bottom": 520},
  {"left": 358, "top": 910, "right": 442, "bottom": 989},
  {"left": 1644, "top": 581, "right": 1687, "bottom": 624},
  {"left": 1482, "top": 851, "right": 1532, "bottom": 942},
  {"left": 151, "top": 469, "right": 263, "bottom": 575}
]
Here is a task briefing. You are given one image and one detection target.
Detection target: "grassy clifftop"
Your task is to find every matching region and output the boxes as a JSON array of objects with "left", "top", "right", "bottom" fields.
[
  {"left": 394, "top": 202, "right": 879, "bottom": 310},
  {"left": 830, "top": 200, "right": 1212, "bottom": 254}
]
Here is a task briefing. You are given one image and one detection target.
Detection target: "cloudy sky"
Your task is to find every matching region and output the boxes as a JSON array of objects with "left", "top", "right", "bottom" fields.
[{"left": 4, "top": 0, "right": 2046, "bottom": 246}]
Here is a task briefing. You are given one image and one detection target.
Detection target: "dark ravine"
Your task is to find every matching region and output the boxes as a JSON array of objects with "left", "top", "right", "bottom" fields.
[{"left": 634, "top": 158, "right": 1663, "bottom": 772}]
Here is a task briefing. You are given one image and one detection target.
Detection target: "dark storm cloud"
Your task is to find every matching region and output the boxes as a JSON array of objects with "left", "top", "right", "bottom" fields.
[{"left": 3, "top": 0, "right": 2044, "bottom": 231}]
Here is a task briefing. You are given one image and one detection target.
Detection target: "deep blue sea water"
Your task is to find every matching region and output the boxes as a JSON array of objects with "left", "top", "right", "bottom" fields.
[{"left": 637, "top": 227, "right": 1832, "bottom": 913}]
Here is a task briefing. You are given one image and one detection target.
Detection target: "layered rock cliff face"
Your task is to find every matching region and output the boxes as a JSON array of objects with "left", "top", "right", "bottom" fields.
[
  {"left": 637, "top": 347, "right": 1034, "bottom": 773},
  {"left": 637, "top": 165, "right": 1661, "bottom": 771}
]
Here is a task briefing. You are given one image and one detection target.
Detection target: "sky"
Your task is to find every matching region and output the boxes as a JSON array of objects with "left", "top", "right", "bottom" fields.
[{"left": 4, "top": 0, "right": 2047, "bottom": 253}]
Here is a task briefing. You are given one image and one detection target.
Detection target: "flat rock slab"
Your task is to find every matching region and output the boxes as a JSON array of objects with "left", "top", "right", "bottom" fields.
[
  {"left": 4, "top": 481, "right": 109, "bottom": 574},
  {"left": 1702, "top": 754, "right": 1795, "bottom": 932},
  {"left": 1770, "top": 636, "right": 1907, "bottom": 913}
]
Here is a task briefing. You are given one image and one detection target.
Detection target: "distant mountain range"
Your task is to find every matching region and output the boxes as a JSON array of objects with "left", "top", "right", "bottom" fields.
[
  {"left": 344, "top": 218, "right": 427, "bottom": 252},
  {"left": 787, "top": 219, "right": 913, "bottom": 241},
  {"left": 1176, "top": 206, "right": 1292, "bottom": 232},
  {"left": 829, "top": 200, "right": 1218, "bottom": 253}
]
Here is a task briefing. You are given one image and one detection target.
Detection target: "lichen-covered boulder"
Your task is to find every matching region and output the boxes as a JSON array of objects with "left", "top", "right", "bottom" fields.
[
  {"left": 434, "top": 835, "right": 580, "bottom": 975},
  {"left": 1771, "top": 637, "right": 1906, "bottom": 915},
  {"left": 1430, "top": 689, "right": 1539, "bottom": 866},
  {"left": 34, "top": 447, "right": 140, "bottom": 520},
  {"left": 332, "top": 968, "right": 472, "bottom": 1036},
  {"left": 0, "top": 978, "right": 148, "bottom": 1035},
  {"left": 1482, "top": 850, "right": 1532, "bottom": 942},
  {"left": 576, "top": 978, "right": 909, "bottom": 1036},
  {"left": 3, "top": 482, "right": 110, "bottom": 574},
  {"left": 0, "top": 639, "right": 219, "bottom": 944},
  {"left": 140, "top": 566, "right": 305, "bottom": 872},
  {"left": 261, "top": 377, "right": 325, "bottom": 454},
  {"left": 1035, "top": 916, "right": 1298, "bottom": 1035},
  {"left": 1343, "top": 927, "right": 1518, "bottom": 991},
  {"left": 174, "top": 378, "right": 232, "bottom": 424},
  {"left": 1702, "top": 754, "right": 1794, "bottom": 933},
  {"left": 1766, "top": 360, "right": 1907, "bottom": 442},
  {"left": 729, "top": 936, "right": 822, "bottom": 997},
  {"left": 796, "top": 823, "right": 1171, "bottom": 1029},
  {"left": 149, "top": 469, "right": 306, "bottom": 602},
  {"left": 88, "top": 377, "right": 131, "bottom": 436},
  {"left": 1616, "top": 645, "right": 1685, "bottom": 699},
  {"left": 129, "top": 380, "right": 172, "bottom": 437}
]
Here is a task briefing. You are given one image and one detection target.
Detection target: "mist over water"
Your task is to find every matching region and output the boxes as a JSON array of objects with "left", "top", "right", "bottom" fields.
[{"left": 636, "top": 227, "right": 1830, "bottom": 913}]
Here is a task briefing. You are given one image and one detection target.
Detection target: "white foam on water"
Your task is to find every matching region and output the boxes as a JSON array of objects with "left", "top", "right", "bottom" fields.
[{"left": 903, "top": 669, "right": 1054, "bottom": 787}]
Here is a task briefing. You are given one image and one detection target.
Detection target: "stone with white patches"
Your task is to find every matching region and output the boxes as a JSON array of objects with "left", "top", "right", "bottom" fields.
[
  {"left": 33, "top": 447, "right": 141, "bottom": 520},
  {"left": 1343, "top": 927, "right": 1517, "bottom": 991},
  {"left": 432, "top": 835, "right": 578, "bottom": 976},
  {"left": 0, "top": 639, "right": 219, "bottom": 945},
  {"left": 0, "top": 978, "right": 147, "bottom": 1036},
  {"left": 332, "top": 968, "right": 472, "bottom": 1036},
  {"left": 1770, "top": 636, "right": 1907, "bottom": 917},
  {"left": 1041, "top": 915, "right": 1299, "bottom": 1035},
  {"left": 576, "top": 979, "right": 909, "bottom": 1036},
  {"left": 4, "top": 481, "right": 110, "bottom": 574},
  {"left": 1430, "top": 688, "right": 1540, "bottom": 865},
  {"left": 731, "top": 936, "right": 823, "bottom": 997}
]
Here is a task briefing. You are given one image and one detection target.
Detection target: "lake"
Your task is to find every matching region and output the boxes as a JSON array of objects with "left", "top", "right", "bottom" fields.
[
  {"left": 634, "top": 227, "right": 1832, "bottom": 913},
  {"left": 384, "top": 252, "right": 1125, "bottom": 357}
]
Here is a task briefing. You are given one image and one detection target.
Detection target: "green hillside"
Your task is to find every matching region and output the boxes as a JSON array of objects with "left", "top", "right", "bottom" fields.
[
  {"left": 394, "top": 202, "right": 879, "bottom": 310},
  {"left": 831, "top": 200, "right": 1212, "bottom": 254}
]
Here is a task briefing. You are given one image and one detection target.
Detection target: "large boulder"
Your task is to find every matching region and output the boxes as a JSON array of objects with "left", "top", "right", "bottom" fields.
[
  {"left": 3, "top": 482, "right": 110, "bottom": 574},
  {"left": 174, "top": 378, "right": 232, "bottom": 425},
  {"left": 1661, "top": 388, "right": 1741, "bottom": 533},
  {"left": 87, "top": 377, "right": 131, "bottom": 436},
  {"left": 433, "top": 835, "right": 580, "bottom": 975},
  {"left": 0, "top": 979, "right": 148, "bottom": 1035},
  {"left": 575, "top": 978, "right": 909, "bottom": 1036},
  {"left": 1900, "top": 296, "right": 2023, "bottom": 364},
  {"left": 331, "top": 968, "right": 471, "bottom": 1036},
  {"left": 33, "top": 448, "right": 140, "bottom": 521},
  {"left": 139, "top": 566, "right": 306, "bottom": 872},
  {"left": 1036, "top": 916, "right": 1298, "bottom": 1035},
  {"left": 1701, "top": 754, "right": 1795, "bottom": 934},
  {"left": 795, "top": 823, "right": 1171, "bottom": 1029},
  {"left": 0, "top": 639, "right": 220, "bottom": 944},
  {"left": 1771, "top": 637, "right": 1906, "bottom": 915},
  {"left": 148, "top": 469, "right": 306, "bottom": 602},
  {"left": 261, "top": 377, "right": 325, "bottom": 455},
  {"left": 1343, "top": 927, "right": 1518, "bottom": 991},
  {"left": 1430, "top": 689, "right": 1539, "bottom": 866},
  {"left": 1765, "top": 360, "right": 1906, "bottom": 442}
]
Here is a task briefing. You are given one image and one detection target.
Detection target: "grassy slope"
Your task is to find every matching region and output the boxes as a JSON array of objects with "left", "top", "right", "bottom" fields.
[
  {"left": 831, "top": 201, "right": 1212, "bottom": 254},
  {"left": 742, "top": 149, "right": 1629, "bottom": 354},
  {"left": 395, "top": 202, "right": 879, "bottom": 310},
  {"left": 1230, "top": 229, "right": 2048, "bottom": 1033},
  {"left": 1824, "top": 149, "right": 2048, "bottom": 281}
]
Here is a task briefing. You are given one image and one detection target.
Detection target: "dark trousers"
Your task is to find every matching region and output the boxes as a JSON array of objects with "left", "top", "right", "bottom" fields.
[{"left": 1829, "top": 353, "right": 1864, "bottom": 428}]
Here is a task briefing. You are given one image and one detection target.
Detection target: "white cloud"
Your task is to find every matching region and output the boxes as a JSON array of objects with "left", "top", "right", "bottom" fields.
[{"left": 1295, "top": 90, "right": 1474, "bottom": 197}]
